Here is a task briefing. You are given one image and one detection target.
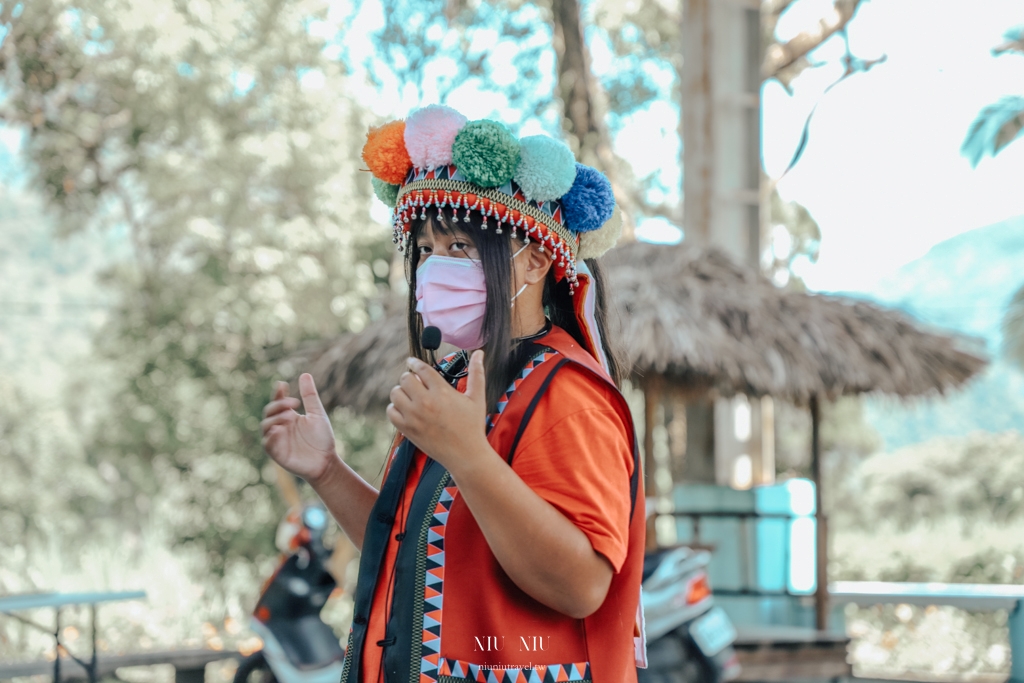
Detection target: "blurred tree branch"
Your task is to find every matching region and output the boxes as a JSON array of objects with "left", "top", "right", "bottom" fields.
[
  {"left": 362, "top": 0, "right": 551, "bottom": 123},
  {"left": 763, "top": 0, "right": 867, "bottom": 86},
  {"left": 993, "top": 26, "right": 1024, "bottom": 56}
]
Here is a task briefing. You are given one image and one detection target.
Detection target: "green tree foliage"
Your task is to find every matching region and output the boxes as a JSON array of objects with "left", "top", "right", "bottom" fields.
[
  {"left": 1, "top": 0, "right": 385, "bottom": 572},
  {"left": 852, "top": 431, "right": 1024, "bottom": 529},
  {"left": 0, "top": 376, "right": 113, "bottom": 566},
  {"left": 592, "top": 0, "right": 677, "bottom": 122},
  {"left": 349, "top": 0, "right": 556, "bottom": 126},
  {"left": 962, "top": 95, "right": 1024, "bottom": 167},
  {"left": 765, "top": 188, "right": 821, "bottom": 289},
  {"left": 962, "top": 27, "right": 1024, "bottom": 167}
]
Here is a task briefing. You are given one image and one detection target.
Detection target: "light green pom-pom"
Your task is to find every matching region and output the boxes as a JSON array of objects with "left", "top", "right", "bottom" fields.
[
  {"left": 372, "top": 176, "right": 400, "bottom": 207},
  {"left": 513, "top": 136, "right": 577, "bottom": 202},
  {"left": 451, "top": 120, "right": 521, "bottom": 188}
]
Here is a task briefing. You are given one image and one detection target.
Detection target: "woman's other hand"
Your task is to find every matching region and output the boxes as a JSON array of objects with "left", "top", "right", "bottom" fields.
[
  {"left": 386, "top": 350, "right": 489, "bottom": 477},
  {"left": 260, "top": 373, "right": 338, "bottom": 485}
]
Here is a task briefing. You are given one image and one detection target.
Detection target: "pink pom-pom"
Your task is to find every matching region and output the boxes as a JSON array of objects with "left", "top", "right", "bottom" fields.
[{"left": 404, "top": 105, "right": 468, "bottom": 170}]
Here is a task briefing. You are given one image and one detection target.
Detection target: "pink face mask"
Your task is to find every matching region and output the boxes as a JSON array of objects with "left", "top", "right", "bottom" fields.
[{"left": 415, "top": 255, "right": 488, "bottom": 350}]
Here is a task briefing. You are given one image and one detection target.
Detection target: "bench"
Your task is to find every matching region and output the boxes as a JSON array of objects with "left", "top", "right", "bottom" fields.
[{"left": 0, "top": 590, "right": 148, "bottom": 683}]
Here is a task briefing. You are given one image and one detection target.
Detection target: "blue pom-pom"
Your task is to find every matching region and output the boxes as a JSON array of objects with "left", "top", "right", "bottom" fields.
[
  {"left": 561, "top": 164, "right": 615, "bottom": 233},
  {"left": 513, "top": 136, "right": 577, "bottom": 202}
]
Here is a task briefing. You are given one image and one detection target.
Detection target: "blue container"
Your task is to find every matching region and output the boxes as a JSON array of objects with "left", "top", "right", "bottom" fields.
[{"left": 669, "top": 479, "right": 824, "bottom": 629}]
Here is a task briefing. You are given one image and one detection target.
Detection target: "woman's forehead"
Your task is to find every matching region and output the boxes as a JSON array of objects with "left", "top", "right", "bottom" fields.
[{"left": 420, "top": 217, "right": 476, "bottom": 244}]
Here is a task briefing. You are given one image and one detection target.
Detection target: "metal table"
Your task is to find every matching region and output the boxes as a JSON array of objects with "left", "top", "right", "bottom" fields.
[{"left": 0, "top": 590, "right": 147, "bottom": 683}]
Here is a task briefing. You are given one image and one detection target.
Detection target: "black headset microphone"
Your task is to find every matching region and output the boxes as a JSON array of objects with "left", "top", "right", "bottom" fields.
[
  {"left": 421, "top": 326, "right": 442, "bottom": 366},
  {"left": 421, "top": 325, "right": 442, "bottom": 351}
]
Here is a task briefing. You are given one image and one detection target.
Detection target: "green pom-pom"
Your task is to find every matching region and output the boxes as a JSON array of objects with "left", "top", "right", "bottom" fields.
[
  {"left": 452, "top": 120, "right": 521, "bottom": 188},
  {"left": 513, "top": 136, "right": 577, "bottom": 201},
  {"left": 372, "top": 177, "right": 400, "bottom": 207}
]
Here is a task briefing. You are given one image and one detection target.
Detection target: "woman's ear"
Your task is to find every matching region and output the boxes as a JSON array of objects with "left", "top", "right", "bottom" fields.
[{"left": 523, "top": 243, "right": 554, "bottom": 286}]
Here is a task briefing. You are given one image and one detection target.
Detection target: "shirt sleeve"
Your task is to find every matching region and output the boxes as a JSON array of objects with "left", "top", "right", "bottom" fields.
[{"left": 508, "top": 364, "right": 635, "bottom": 573}]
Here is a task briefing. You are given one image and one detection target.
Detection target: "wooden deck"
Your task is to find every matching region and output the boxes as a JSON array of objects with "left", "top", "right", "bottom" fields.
[{"left": 732, "top": 626, "right": 852, "bottom": 682}]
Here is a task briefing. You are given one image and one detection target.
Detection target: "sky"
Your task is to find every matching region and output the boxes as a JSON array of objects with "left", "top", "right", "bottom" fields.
[{"left": 764, "top": 0, "right": 1024, "bottom": 293}]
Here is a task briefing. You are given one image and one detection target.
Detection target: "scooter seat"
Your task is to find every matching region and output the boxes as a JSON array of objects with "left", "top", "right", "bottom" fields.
[{"left": 265, "top": 614, "right": 345, "bottom": 670}]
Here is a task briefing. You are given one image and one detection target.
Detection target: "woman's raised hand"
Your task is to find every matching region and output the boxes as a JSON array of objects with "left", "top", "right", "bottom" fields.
[
  {"left": 386, "top": 350, "right": 490, "bottom": 478},
  {"left": 260, "top": 373, "right": 338, "bottom": 484}
]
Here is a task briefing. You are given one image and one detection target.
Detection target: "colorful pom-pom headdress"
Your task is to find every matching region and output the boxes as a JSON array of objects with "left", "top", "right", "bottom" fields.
[
  {"left": 363, "top": 105, "right": 621, "bottom": 291},
  {"left": 362, "top": 105, "right": 624, "bottom": 374}
]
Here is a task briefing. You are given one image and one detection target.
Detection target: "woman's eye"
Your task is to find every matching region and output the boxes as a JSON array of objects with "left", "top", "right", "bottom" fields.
[
  {"left": 452, "top": 242, "right": 470, "bottom": 252},
  {"left": 418, "top": 245, "right": 431, "bottom": 255}
]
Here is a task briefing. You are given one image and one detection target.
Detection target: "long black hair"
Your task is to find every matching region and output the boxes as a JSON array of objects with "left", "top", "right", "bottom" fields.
[{"left": 405, "top": 205, "right": 622, "bottom": 413}]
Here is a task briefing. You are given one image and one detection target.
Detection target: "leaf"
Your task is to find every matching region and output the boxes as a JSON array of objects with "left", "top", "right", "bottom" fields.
[
  {"left": 994, "top": 25, "right": 1024, "bottom": 56},
  {"left": 961, "top": 96, "right": 1024, "bottom": 167}
]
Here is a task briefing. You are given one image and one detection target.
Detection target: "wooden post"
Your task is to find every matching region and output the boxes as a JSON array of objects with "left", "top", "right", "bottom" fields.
[
  {"left": 666, "top": 387, "right": 689, "bottom": 486},
  {"left": 54, "top": 608, "right": 61, "bottom": 683},
  {"left": 760, "top": 396, "right": 776, "bottom": 485},
  {"left": 89, "top": 604, "right": 98, "bottom": 683},
  {"left": 643, "top": 376, "right": 661, "bottom": 551},
  {"left": 810, "top": 394, "right": 828, "bottom": 631},
  {"left": 1009, "top": 600, "right": 1024, "bottom": 683}
]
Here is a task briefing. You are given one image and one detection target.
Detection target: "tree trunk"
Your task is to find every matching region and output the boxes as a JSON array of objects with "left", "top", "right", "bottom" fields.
[
  {"left": 643, "top": 376, "right": 661, "bottom": 550},
  {"left": 549, "top": 0, "right": 634, "bottom": 240},
  {"left": 680, "top": 0, "right": 713, "bottom": 248}
]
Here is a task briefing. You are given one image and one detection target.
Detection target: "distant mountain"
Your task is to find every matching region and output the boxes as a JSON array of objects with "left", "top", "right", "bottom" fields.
[
  {"left": 868, "top": 216, "right": 1024, "bottom": 351},
  {"left": 849, "top": 216, "right": 1024, "bottom": 450}
]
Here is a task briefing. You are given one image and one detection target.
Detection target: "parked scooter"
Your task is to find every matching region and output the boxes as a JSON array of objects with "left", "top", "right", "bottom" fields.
[
  {"left": 638, "top": 545, "right": 741, "bottom": 683},
  {"left": 234, "top": 505, "right": 345, "bottom": 683}
]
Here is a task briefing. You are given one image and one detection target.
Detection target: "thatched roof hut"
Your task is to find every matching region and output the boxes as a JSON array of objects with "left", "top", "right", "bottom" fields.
[
  {"left": 604, "top": 242, "right": 986, "bottom": 402},
  {"left": 294, "top": 242, "right": 985, "bottom": 413}
]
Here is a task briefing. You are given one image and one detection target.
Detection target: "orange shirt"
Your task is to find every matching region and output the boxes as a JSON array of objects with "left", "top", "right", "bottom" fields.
[{"left": 360, "top": 361, "right": 634, "bottom": 683}]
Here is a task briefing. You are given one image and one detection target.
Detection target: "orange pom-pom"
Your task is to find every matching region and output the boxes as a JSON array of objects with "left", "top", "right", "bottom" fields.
[{"left": 362, "top": 121, "right": 412, "bottom": 185}]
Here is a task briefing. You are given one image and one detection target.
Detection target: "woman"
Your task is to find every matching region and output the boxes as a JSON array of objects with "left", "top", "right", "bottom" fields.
[{"left": 260, "top": 105, "right": 646, "bottom": 683}]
